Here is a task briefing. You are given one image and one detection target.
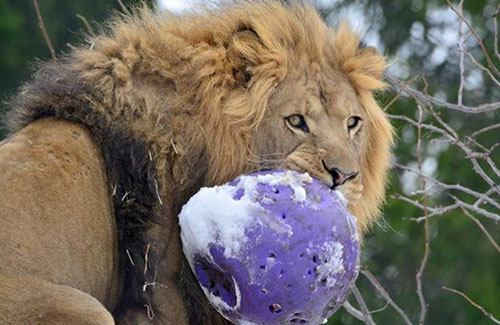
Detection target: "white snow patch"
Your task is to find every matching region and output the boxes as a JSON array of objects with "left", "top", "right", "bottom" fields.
[
  {"left": 179, "top": 171, "right": 311, "bottom": 263},
  {"left": 232, "top": 276, "right": 242, "bottom": 310},
  {"left": 239, "top": 321, "right": 258, "bottom": 325},
  {"left": 346, "top": 210, "right": 359, "bottom": 243},
  {"left": 334, "top": 190, "right": 348, "bottom": 207},
  {"left": 179, "top": 183, "right": 265, "bottom": 260},
  {"left": 259, "top": 211, "right": 293, "bottom": 238},
  {"left": 199, "top": 276, "right": 242, "bottom": 312},
  {"left": 238, "top": 170, "right": 313, "bottom": 202},
  {"left": 316, "top": 242, "right": 345, "bottom": 288},
  {"left": 349, "top": 219, "right": 359, "bottom": 243},
  {"left": 333, "top": 190, "right": 359, "bottom": 242}
]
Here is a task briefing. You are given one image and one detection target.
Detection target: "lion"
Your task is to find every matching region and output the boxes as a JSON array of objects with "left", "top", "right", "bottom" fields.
[{"left": 0, "top": 2, "right": 392, "bottom": 324}]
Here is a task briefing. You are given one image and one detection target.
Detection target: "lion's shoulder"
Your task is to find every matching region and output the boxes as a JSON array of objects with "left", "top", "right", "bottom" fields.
[{"left": 1, "top": 117, "right": 106, "bottom": 182}]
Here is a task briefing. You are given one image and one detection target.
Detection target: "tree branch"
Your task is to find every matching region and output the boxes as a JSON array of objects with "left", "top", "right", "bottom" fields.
[
  {"left": 76, "top": 14, "right": 96, "bottom": 37},
  {"left": 385, "top": 75, "right": 500, "bottom": 113},
  {"left": 343, "top": 300, "right": 366, "bottom": 322},
  {"left": 446, "top": 0, "right": 500, "bottom": 77},
  {"left": 361, "top": 270, "right": 414, "bottom": 325},
  {"left": 415, "top": 97, "right": 430, "bottom": 325},
  {"left": 352, "top": 285, "right": 377, "bottom": 325},
  {"left": 117, "top": 0, "right": 131, "bottom": 15},
  {"left": 461, "top": 208, "right": 500, "bottom": 256},
  {"left": 442, "top": 287, "right": 500, "bottom": 324},
  {"left": 32, "top": 0, "right": 57, "bottom": 62}
]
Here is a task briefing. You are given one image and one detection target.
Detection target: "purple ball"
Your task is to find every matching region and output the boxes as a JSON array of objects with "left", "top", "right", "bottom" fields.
[{"left": 179, "top": 169, "right": 360, "bottom": 324}]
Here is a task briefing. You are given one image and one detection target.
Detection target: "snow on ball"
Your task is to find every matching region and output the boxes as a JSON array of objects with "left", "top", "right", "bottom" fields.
[{"left": 178, "top": 169, "right": 360, "bottom": 325}]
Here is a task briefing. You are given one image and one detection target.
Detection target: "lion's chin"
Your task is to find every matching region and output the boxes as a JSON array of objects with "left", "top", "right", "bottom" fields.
[{"left": 335, "top": 182, "right": 364, "bottom": 203}]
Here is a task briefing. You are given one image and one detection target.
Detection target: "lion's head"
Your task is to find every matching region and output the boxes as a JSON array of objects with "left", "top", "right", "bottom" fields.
[
  {"left": 64, "top": 2, "right": 393, "bottom": 233},
  {"left": 155, "top": 3, "right": 394, "bottom": 233}
]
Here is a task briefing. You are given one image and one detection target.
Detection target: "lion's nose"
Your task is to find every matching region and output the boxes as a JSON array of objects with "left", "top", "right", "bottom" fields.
[
  {"left": 322, "top": 161, "right": 358, "bottom": 188},
  {"left": 329, "top": 168, "right": 358, "bottom": 187}
]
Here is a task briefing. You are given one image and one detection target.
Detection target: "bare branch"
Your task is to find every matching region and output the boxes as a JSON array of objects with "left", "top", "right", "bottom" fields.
[
  {"left": 415, "top": 97, "right": 430, "bottom": 325},
  {"left": 117, "top": 0, "right": 131, "bottom": 15},
  {"left": 386, "top": 75, "right": 500, "bottom": 113},
  {"left": 392, "top": 194, "right": 459, "bottom": 220},
  {"left": 462, "top": 46, "right": 500, "bottom": 88},
  {"left": 452, "top": 197, "right": 500, "bottom": 223},
  {"left": 493, "top": 3, "right": 500, "bottom": 62},
  {"left": 457, "top": 0, "right": 465, "bottom": 106},
  {"left": 389, "top": 108, "right": 500, "bottom": 196},
  {"left": 370, "top": 303, "right": 389, "bottom": 314},
  {"left": 343, "top": 300, "right": 366, "bottom": 322},
  {"left": 383, "top": 74, "right": 420, "bottom": 112},
  {"left": 442, "top": 287, "right": 500, "bottom": 324},
  {"left": 446, "top": 0, "right": 500, "bottom": 77},
  {"left": 399, "top": 187, "right": 499, "bottom": 223},
  {"left": 461, "top": 208, "right": 500, "bottom": 256},
  {"left": 32, "top": 0, "right": 57, "bottom": 62},
  {"left": 383, "top": 92, "right": 402, "bottom": 113},
  {"left": 76, "top": 14, "right": 96, "bottom": 37},
  {"left": 394, "top": 163, "right": 500, "bottom": 211},
  {"left": 471, "top": 123, "right": 500, "bottom": 138},
  {"left": 352, "top": 285, "right": 377, "bottom": 325},
  {"left": 361, "top": 270, "right": 414, "bottom": 325}
]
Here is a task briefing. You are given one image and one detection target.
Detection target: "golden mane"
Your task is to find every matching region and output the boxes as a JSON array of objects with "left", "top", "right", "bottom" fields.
[{"left": 62, "top": 2, "right": 392, "bottom": 232}]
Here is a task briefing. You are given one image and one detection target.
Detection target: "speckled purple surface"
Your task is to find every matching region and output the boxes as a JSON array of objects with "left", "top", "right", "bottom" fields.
[{"left": 183, "top": 170, "right": 360, "bottom": 324}]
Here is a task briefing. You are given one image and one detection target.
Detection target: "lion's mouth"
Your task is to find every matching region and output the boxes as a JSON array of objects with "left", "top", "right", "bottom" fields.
[
  {"left": 321, "top": 160, "right": 359, "bottom": 190},
  {"left": 257, "top": 165, "right": 360, "bottom": 204}
]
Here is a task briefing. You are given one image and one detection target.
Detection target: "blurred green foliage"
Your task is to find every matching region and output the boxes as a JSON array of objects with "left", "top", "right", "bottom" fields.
[
  {"left": 0, "top": 0, "right": 151, "bottom": 137},
  {"left": 0, "top": 1, "right": 498, "bottom": 324},
  {"left": 322, "top": 1, "right": 500, "bottom": 324}
]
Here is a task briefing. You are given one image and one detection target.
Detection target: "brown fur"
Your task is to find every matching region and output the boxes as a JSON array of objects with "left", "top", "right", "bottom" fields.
[
  {"left": 0, "top": 119, "right": 119, "bottom": 324},
  {"left": 2, "top": 1, "right": 392, "bottom": 324}
]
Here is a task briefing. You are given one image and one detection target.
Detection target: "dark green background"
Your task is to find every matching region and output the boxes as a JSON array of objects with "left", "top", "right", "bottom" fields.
[
  {"left": 0, "top": 1, "right": 498, "bottom": 324},
  {"left": 0, "top": 1, "right": 149, "bottom": 133}
]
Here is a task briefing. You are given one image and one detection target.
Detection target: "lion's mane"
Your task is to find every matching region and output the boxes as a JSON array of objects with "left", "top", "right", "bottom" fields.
[{"left": 5, "top": 1, "right": 392, "bottom": 321}]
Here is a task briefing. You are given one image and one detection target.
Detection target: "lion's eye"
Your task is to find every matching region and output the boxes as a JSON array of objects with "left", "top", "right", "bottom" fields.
[
  {"left": 286, "top": 114, "right": 309, "bottom": 133},
  {"left": 347, "top": 116, "right": 362, "bottom": 130}
]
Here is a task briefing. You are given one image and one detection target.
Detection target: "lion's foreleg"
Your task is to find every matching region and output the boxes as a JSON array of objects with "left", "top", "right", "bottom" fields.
[{"left": 0, "top": 274, "right": 115, "bottom": 325}]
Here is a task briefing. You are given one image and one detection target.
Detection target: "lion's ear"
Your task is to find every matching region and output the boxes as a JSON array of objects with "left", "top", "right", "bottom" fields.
[
  {"left": 356, "top": 46, "right": 385, "bottom": 81},
  {"left": 335, "top": 22, "right": 386, "bottom": 90},
  {"left": 225, "top": 27, "right": 263, "bottom": 88},
  {"left": 341, "top": 45, "right": 386, "bottom": 91}
]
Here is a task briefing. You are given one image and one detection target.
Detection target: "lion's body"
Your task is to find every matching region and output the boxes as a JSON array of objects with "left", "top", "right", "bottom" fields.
[
  {"left": 0, "top": 2, "right": 393, "bottom": 324},
  {"left": 0, "top": 118, "right": 120, "bottom": 324}
]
